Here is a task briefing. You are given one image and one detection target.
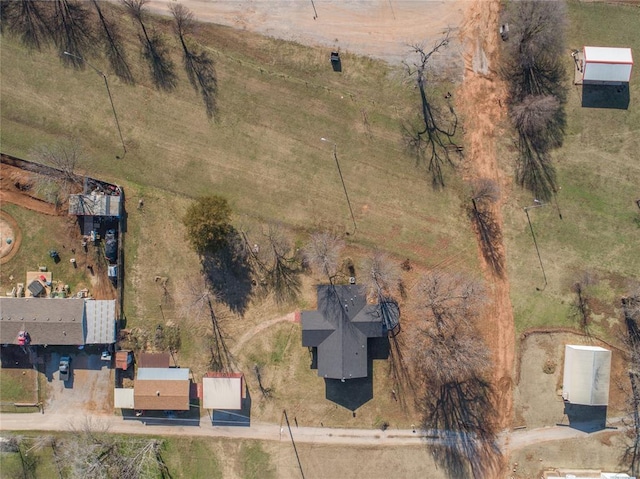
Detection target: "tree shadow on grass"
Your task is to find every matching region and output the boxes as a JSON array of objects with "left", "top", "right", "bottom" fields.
[
  {"left": 201, "top": 230, "right": 253, "bottom": 316},
  {"left": 423, "top": 377, "right": 501, "bottom": 479},
  {"left": 469, "top": 200, "right": 505, "bottom": 279}
]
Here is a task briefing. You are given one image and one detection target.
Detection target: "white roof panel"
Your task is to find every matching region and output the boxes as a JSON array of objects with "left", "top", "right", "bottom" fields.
[
  {"left": 562, "top": 345, "right": 611, "bottom": 406},
  {"left": 137, "top": 367, "right": 190, "bottom": 381},
  {"left": 584, "top": 46, "right": 633, "bottom": 64},
  {"left": 84, "top": 300, "right": 116, "bottom": 344},
  {"left": 203, "top": 376, "right": 243, "bottom": 410},
  {"left": 114, "top": 388, "right": 135, "bottom": 409}
]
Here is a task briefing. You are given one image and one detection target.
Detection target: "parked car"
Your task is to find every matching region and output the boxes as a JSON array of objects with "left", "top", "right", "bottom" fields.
[
  {"left": 59, "top": 356, "right": 71, "bottom": 381},
  {"left": 104, "top": 229, "right": 117, "bottom": 264}
]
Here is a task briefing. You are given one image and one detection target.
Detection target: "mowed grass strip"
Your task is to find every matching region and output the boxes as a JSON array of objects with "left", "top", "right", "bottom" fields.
[{"left": 0, "top": 8, "right": 474, "bottom": 270}]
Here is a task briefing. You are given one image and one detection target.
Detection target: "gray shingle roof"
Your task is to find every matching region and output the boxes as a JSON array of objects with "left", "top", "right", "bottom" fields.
[
  {"left": 0, "top": 298, "right": 85, "bottom": 345},
  {"left": 0, "top": 298, "right": 117, "bottom": 345},
  {"left": 302, "top": 285, "right": 383, "bottom": 380}
]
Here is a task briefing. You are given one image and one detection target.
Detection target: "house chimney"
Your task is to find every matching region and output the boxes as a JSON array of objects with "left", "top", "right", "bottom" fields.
[{"left": 156, "top": 391, "right": 160, "bottom": 396}]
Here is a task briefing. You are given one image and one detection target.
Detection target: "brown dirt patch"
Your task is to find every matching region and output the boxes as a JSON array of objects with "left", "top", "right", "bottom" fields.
[
  {"left": 0, "top": 210, "right": 22, "bottom": 264},
  {"left": 458, "top": 0, "right": 512, "bottom": 419},
  {"left": 0, "top": 162, "right": 61, "bottom": 216}
]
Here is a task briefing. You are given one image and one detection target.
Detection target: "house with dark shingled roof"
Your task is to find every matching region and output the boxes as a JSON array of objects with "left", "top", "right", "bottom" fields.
[{"left": 301, "top": 284, "right": 384, "bottom": 380}]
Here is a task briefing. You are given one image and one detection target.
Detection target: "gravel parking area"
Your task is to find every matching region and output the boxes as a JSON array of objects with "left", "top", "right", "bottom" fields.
[
  {"left": 513, "top": 331, "right": 628, "bottom": 429},
  {"left": 44, "top": 348, "right": 113, "bottom": 416}
]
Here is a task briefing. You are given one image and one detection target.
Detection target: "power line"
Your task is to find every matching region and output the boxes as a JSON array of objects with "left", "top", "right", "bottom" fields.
[{"left": 283, "top": 409, "right": 306, "bottom": 479}]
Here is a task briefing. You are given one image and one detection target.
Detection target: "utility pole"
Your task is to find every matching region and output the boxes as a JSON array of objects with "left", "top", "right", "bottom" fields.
[
  {"left": 63, "top": 51, "right": 126, "bottom": 159},
  {"left": 320, "top": 138, "right": 357, "bottom": 236},
  {"left": 524, "top": 200, "right": 547, "bottom": 291}
]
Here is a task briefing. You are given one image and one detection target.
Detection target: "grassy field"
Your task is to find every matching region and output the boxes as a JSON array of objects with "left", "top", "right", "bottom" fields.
[
  {"left": 1, "top": 4, "right": 639, "bottom": 475},
  {"left": 0, "top": 432, "right": 447, "bottom": 479},
  {"left": 502, "top": 1, "right": 640, "bottom": 337},
  {"left": 0, "top": 2, "right": 477, "bottom": 373},
  {"left": 0, "top": 6, "right": 473, "bottom": 265}
]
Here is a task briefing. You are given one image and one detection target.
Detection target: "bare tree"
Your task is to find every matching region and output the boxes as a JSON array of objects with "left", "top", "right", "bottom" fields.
[
  {"left": 569, "top": 271, "right": 596, "bottom": 332},
  {"left": 122, "top": 0, "right": 177, "bottom": 91},
  {"left": 2, "top": 0, "right": 53, "bottom": 50},
  {"left": 31, "top": 140, "right": 84, "bottom": 184},
  {"left": 622, "top": 290, "right": 640, "bottom": 476},
  {"left": 242, "top": 224, "right": 301, "bottom": 304},
  {"left": 408, "top": 270, "right": 500, "bottom": 478},
  {"left": 51, "top": 0, "right": 94, "bottom": 67},
  {"left": 171, "top": 3, "right": 218, "bottom": 119},
  {"left": 515, "top": 134, "right": 557, "bottom": 202},
  {"left": 360, "top": 251, "right": 401, "bottom": 301},
  {"left": 403, "top": 31, "right": 461, "bottom": 189},
  {"left": 511, "top": 95, "right": 564, "bottom": 151},
  {"left": 91, "top": 0, "right": 134, "bottom": 84},
  {"left": 302, "top": 230, "right": 345, "bottom": 282},
  {"left": 501, "top": 1, "right": 567, "bottom": 202},
  {"left": 62, "top": 417, "right": 171, "bottom": 479},
  {"left": 501, "top": 0, "right": 568, "bottom": 102},
  {"left": 410, "top": 271, "right": 489, "bottom": 384},
  {"left": 469, "top": 178, "right": 504, "bottom": 277},
  {"left": 182, "top": 274, "right": 235, "bottom": 372},
  {"left": 31, "top": 140, "right": 84, "bottom": 207}
]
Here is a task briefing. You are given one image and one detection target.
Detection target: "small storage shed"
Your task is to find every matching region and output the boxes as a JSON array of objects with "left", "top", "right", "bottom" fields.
[
  {"left": 203, "top": 372, "right": 245, "bottom": 410},
  {"left": 562, "top": 345, "right": 611, "bottom": 406},
  {"left": 114, "top": 388, "right": 135, "bottom": 409},
  {"left": 583, "top": 46, "right": 633, "bottom": 83}
]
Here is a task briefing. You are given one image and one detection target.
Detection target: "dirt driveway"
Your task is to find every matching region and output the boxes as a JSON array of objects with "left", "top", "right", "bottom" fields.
[
  {"left": 44, "top": 349, "right": 113, "bottom": 415},
  {"left": 144, "top": 0, "right": 466, "bottom": 66}
]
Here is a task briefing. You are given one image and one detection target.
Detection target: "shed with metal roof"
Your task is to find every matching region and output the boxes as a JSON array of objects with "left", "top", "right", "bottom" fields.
[{"left": 562, "top": 345, "right": 611, "bottom": 406}]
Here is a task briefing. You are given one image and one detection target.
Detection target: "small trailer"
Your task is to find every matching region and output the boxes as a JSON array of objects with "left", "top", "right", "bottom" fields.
[
  {"left": 582, "top": 46, "right": 633, "bottom": 84},
  {"left": 115, "top": 350, "right": 133, "bottom": 370}
]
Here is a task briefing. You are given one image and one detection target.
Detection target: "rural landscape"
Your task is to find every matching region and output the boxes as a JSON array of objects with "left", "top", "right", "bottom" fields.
[{"left": 0, "top": 0, "right": 639, "bottom": 478}]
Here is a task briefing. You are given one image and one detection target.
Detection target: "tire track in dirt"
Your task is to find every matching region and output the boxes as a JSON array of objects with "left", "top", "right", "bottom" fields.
[
  {"left": 457, "top": 0, "right": 514, "bottom": 475},
  {"left": 230, "top": 312, "right": 297, "bottom": 356}
]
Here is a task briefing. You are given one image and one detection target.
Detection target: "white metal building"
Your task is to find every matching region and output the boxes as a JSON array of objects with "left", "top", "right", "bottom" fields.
[
  {"left": 562, "top": 345, "right": 611, "bottom": 406},
  {"left": 546, "top": 472, "right": 635, "bottom": 479},
  {"left": 203, "top": 373, "right": 245, "bottom": 410},
  {"left": 583, "top": 46, "right": 633, "bottom": 83}
]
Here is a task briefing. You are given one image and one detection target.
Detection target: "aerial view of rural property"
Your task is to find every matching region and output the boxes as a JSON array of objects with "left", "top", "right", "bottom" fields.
[{"left": 1, "top": 0, "right": 639, "bottom": 478}]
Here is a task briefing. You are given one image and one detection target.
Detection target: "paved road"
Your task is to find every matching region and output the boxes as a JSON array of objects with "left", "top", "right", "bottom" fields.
[{"left": 0, "top": 412, "right": 626, "bottom": 451}]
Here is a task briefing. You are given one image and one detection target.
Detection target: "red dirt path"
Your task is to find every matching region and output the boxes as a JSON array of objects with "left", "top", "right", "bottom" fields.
[
  {"left": 0, "top": 162, "right": 61, "bottom": 216},
  {"left": 458, "top": 0, "right": 514, "bottom": 475}
]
